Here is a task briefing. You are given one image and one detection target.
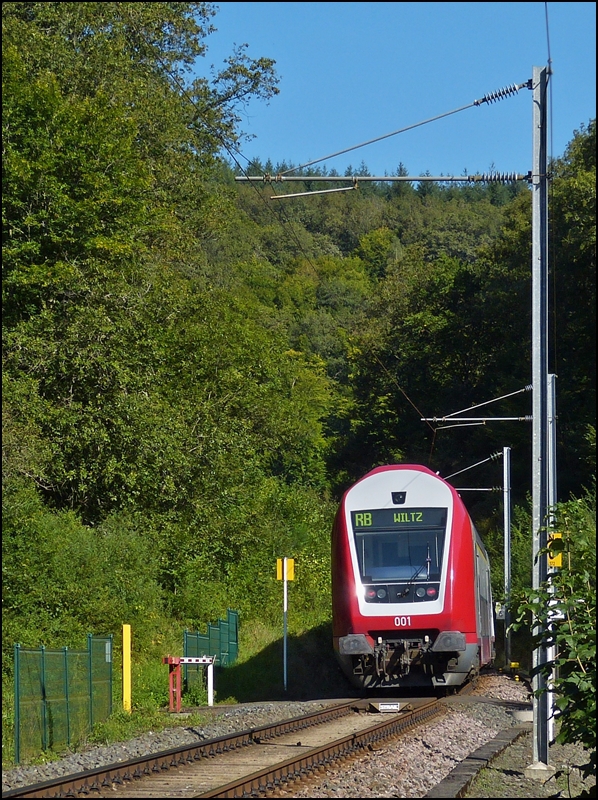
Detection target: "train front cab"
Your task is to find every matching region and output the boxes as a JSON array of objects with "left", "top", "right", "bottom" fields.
[{"left": 332, "top": 465, "right": 493, "bottom": 690}]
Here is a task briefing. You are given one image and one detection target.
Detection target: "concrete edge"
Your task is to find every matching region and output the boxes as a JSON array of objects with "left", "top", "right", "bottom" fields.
[{"left": 423, "top": 723, "right": 533, "bottom": 798}]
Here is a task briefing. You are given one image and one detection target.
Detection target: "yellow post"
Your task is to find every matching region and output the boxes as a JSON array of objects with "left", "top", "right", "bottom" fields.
[
  {"left": 122, "top": 624, "right": 132, "bottom": 713},
  {"left": 276, "top": 559, "right": 295, "bottom": 692}
]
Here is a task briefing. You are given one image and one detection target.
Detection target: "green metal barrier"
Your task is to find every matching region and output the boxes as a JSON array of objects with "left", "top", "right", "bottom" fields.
[
  {"left": 14, "top": 635, "right": 113, "bottom": 764},
  {"left": 184, "top": 609, "right": 238, "bottom": 690}
]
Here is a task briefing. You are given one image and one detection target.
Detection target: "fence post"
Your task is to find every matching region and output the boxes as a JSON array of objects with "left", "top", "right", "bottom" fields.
[
  {"left": 87, "top": 634, "right": 93, "bottom": 730},
  {"left": 108, "top": 635, "right": 113, "bottom": 716},
  {"left": 227, "top": 609, "right": 239, "bottom": 664},
  {"left": 14, "top": 643, "right": 20, "bottom": 764},
  {"left": 63, "top": 647, "right": 71, "bottom": 747},
  {"left": 40, "top": 645, "right": 47, "bottom": 752}
]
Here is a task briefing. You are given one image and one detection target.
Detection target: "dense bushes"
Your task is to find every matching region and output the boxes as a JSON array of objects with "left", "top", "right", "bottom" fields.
[
  {"left": 2, "top": 481, "right": 167, "bottom": 672},
  {"left": 513, "top": 482, "right": 596, "bottom": 779}
]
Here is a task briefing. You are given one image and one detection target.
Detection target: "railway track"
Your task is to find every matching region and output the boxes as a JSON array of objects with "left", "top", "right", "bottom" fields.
[{"left": 4, "top": 697, "right": 443, "bottom": 798}]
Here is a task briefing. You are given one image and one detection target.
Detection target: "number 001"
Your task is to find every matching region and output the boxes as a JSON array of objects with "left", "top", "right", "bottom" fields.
[{"left": 394, "top": 616, "right": 411, "bottom": 627}]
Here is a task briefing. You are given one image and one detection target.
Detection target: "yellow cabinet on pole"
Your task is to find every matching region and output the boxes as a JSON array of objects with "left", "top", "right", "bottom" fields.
[
  {"left": 276, "top": 558, "right": 294, "bottom": 580},
  {"left": 547, "top": 533, "right": 563, "bottom": 568}
]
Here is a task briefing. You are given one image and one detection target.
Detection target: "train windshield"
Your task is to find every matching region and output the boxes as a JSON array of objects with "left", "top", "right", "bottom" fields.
[{"left": 351, "top": 507, "right": 447, "bottom": 583}]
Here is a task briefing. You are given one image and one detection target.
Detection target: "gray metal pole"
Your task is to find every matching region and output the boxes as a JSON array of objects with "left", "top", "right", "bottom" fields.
[
  {"left": 547, "top": 374, "right": 557, "bottom": 517},
  {"left": 503, "top": 447, "right": 512, "bottom": 667},
  {"left": 530, "top": 64, "right": 550, "bottom": 772},
  {"left": 547, "top": 374, "right": 558, "bottom": 743}
]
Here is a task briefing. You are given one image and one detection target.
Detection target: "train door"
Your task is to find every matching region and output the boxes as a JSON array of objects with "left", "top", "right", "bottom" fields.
[{"left": 475, "top": 542, "right": 495, "bottom": 665}]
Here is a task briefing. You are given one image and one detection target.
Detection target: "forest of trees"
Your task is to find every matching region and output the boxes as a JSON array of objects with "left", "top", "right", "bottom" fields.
[{"left": 2, "top": 3, "right": 595, "bottom": 758}]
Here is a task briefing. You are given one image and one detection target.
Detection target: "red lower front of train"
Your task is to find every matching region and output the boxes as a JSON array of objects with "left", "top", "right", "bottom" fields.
[{"left": 331, "top": 465, "right": 495, "bottom": 689}]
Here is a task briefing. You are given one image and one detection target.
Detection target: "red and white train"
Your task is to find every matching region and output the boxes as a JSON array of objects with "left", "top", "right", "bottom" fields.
[{"left": 332, "top": 464, "right": 495, "bottom": 689}]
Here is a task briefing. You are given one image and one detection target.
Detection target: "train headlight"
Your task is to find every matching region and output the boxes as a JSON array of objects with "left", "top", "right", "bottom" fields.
[
  {"left": 415, "top": 587, "right": 426, "bottom": 598},
  {"left": 376, "top": 588, "right": 387, "bottom": 599},
  {"left": 431, "top": 631, "right": 466, "bottom": 652}
]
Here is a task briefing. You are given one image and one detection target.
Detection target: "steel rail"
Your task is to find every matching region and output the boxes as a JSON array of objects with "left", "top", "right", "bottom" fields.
[
  {"left": 197, "top": 699, "right": 441, "bottom": 798},
  {"left": 3, "top": 699, "right": 443, "bottom": 799}
]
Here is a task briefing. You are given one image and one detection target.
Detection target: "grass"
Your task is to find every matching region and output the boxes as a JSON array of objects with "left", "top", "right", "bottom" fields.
[
  {"left": 463, "top": 727, "right": 596, "bottom": 799},
  {"left": 215, "top": 618, "right": 355, "bottom": 702}
]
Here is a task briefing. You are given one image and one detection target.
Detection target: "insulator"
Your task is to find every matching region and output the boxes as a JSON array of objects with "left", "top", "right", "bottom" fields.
[
  {"left": 468, "top": 172, "right": 522, "bottom": 183},
  {"left": 474, "top": 83, "right": 524, "bottom": 106}
]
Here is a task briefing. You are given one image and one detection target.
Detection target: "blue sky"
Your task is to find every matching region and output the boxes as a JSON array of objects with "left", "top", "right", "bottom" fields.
[{"left": 196, "top": 2, "right": 596, "bottom": 178}]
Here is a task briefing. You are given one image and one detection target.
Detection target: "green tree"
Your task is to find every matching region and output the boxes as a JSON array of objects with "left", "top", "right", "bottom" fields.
[
  {"left": 3, "top": 2, "right": 334, "bottom": 624},
  {"left": 2, "top": 2, "right": 280, "bottom": 324},
  {"left": 354, "top": 227, "right": 397, "bottom": 280},
  {"left": 549, "top": 120, "right": 596, "bottom": 497}
]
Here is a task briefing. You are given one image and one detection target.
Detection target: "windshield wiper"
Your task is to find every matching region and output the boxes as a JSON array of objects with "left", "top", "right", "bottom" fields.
[{"left": 397, "top": 544, "right": 432, "bottom": 597}]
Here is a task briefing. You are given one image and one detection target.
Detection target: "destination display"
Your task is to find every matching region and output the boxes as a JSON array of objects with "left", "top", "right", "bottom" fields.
[{"left": 351, "top": 507, "right": 446, "bottom": 531}]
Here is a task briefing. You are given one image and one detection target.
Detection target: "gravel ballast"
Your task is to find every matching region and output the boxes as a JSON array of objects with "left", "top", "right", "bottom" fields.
[{"left": 288, "top": 675, "right": 532, "bottom": 798}]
